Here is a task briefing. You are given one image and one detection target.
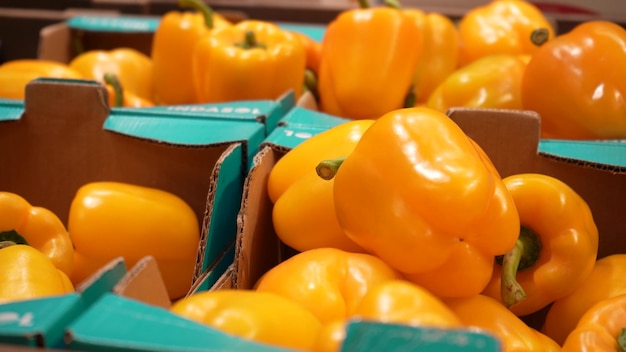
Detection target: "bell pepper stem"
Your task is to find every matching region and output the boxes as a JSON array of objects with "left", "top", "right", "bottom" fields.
[
  {"left": 357, "top": 0, "right": 370, "bottom": 8},
  {"left": 178, "top": 0, "right": 214, "bottom": 29},
  {"left": 618, "top": 328, "right": 626, "bottom": 352},
  {"left": 403, "top": 86, "right": 416, "bottom": 108},
  {"left": 0, "top": 241, "right": 17, "bottom": 250},
  {"left": 358, "top": 0, "right": 402, "bottom": 8},
  {"left": 103, "top": 73, "right": 124, "bottom": 108},
  {"left": 0, "top": 230, "right": 28, "bottom": 245},
  {"left": 316, "top": 157, "right": 346, "bottom": 180},
  {"left": 304, "top": 69, "right": 320, "bottom": 101},
  {"left": 498, "top": 226, "right": 542, "bottom": 308},
  {"left": 236, "top": 31, "right": 267, "bottom": 50},
  {"left": 530, "top": 28, "right": 550, "bottom": 47}
]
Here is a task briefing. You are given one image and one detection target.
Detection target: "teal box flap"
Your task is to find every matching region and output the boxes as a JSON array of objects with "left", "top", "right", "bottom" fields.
[
  {"left": 0, "top": 99, "right": 24, "bottom": 121},
  {"left": 264, "top": 107, "right": 350, "bottom": 149},
  {"left": 65, "top": 293, "right": 293, "bottom": 352},
  {"left": 0, "top": 258, "right": 127, "bottom": 349},
  {"left": 0, "top": 295, "right": 83, "bottom": 349},
  {"left": 341, "top": 320, "right": 501, "bottom": 352},
  {"left": 277, "top": 22, "right": 326, "bottom": 42},
  {"left": 539, "top": 138, "right": 626, "bottom": 169},
  {"left": 67, "top": 15, "right": 160, "bottom": 33}
]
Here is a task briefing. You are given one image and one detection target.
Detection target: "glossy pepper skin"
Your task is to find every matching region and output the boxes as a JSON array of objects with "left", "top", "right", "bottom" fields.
[
  {"left": 255, "top": 247, "right": 402, "bottom": 325},
  {"left": 482, "top": 173, "right": 599, "bottom": 316},
  {"left": 543, "top": 254, "right": 626, "bottom": 345},
  {"left": 426, "top": 54, "right": 529, "bottom": 113},
  {"left": 318, "top": 107, "right": 520, "bottom": 298},
  {"left": 317, "top": 0, "right": 421, "bottom": 120},
  {"left": 171, "top": 289, "right": 322, "bottom": 351},
  {"left": 522, "top": 21, "right": 626, "bottom": 139},
  {"left": 68, "top": 182, "right": 200, "bottom": 300},
  {"left": 151, "top": 0, "right": 231, "bottom": 105},
  {"left": 313, "top": 279, "right": 462, "bottom": 352},
  {"left": 0, "top": 192, "right": 74, "bottom": 276},
  {"left": 561, "top": 293, "right": 626, "bottom": 351},
  {"left": 68, "top": 48, "right": 154, "bottom": 102},
  {"left": 0, "top": 60, "right": 83, "bottom": 100},
  {"left": 404, "top": 9, "right": 459, "bottom": 104},
  {"left": 444, "top": 294, "right": 560, "bottom": 352},
  {"left": 192, "top": 20, "right": 306, "bottom": 103},
  {"left": 457, "top": 0, "right": 554, "bottom": 67},
  {"left": 269, "top": 120, "right": 373, "bottom": 253},
  {"left": 0, "top": 244, "right": 74, "bottom": 304}
]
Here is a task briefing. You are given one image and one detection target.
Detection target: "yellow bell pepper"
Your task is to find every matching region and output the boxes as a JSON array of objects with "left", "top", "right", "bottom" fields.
[
  {"left": 255, "top": 247, "right": 402, "bottom": 324},
  {"left": 103, "top": 73, "right": 154, "bottom": 108},
  {"left": 482, "top": 173, "right": 599, "bottom": 316},
  {"left": 269, "top": 120, "right": 373, "bottom": 253},
  {"left": 457, "top": 0, "right": 555, "bottom": 67},
  {"left": 316, "top": 107, "right": 520, "bottom": 298},
  {"left": 68, "top": 47, "right": 154, "bottom": 102},
  {"left": 542, "top": 254, "right": 626, "bottom": 345},
  {"left": 443, "top": 294, "right": 561, "bottom": 352},
  {"left": 151, "top": 0, "right": 232, "bottom": 105},
  {"left": 192, "top": 20, "right": 306, "bottom": 103},
  {"left": 317, "top": 0, "right": 421, "bottom": 120},
  {"left": 171, "top": 289, "right": 322, "bottom": 351},
  {"left": 426, "top": 54, "right": 529, "bottom": 113},
  {"left": 0, "top": 244, "right": 74, "bottom": 304},
  {"left": 0, "top": 192, "right": 74, "bottom": 276},
  {"left": 561, "top": 293, "right": 626, "bottom": 351},
  {"left": 313, "top": 279, "right": 462, "bottom": 352},
  {"left": 404, "top": 9, "right": 460, "bottom": 104},
  {"left": 68, "top": 182, "right": 200, "bottom": 300},
  {"left": 0, "top": 59, "right": 83, "bottom": 100}
]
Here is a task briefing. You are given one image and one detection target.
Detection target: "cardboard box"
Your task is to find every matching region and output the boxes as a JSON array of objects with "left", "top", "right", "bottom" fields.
[{"left": 229, "top": 105, "right": 626, "bottom": 337}]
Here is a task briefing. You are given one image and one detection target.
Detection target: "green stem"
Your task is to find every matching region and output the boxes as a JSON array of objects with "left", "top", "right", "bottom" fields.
[
  {"left": 304, "top": 69, "right": 319, "bottom": 102},
  {"left": 178, "top": 0, "right": 214, "bottom": 29},
  {"left": 403, "top": 86, "right": 416, "bottom": 108},
  {"left": 357, "top": 0, "right": 370, "bottom": 8},
  {"left": 384, "top": 0, "right": 402, "bottom": 9},
  {"left": 104, "top": 73, "right": 124, "bottom": 108},
  {"left": 496, "top": 226, "right": 542, "bottom": 308},
  {"left": 316, "top": 157, "right": 346, "bottom": 180},
  {"left": 618, "top": 328, "right": 626, "bottom": 352},
  {"left": 0, "top": 230, "right": 28, "bottom": 245},
  {"left": 235, "top": 31, "right": 266, "bottom": 50},
  {"left": 530, "top": 28, "right": 550, "bottom": 47},
  {"left": 0, "top": 241, "right": 17, "bottom": 250}
]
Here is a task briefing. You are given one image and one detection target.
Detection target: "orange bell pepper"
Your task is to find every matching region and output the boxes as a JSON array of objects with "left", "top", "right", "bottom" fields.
[
  {"left": 171, "top": 289, "right": 322, "bottom": 351},
  {"left": 151, "top": 0, "right": 231, "bottom": 105},
  {"left": 313, "top": 279, "right": 462, "bottom": 352},
  {"left": 0, "top": 59, "right": 83, "bottom": 100},
  {"left": 542, "top": 254, "right": 626, "bottom": 345},
  {"left": 269, "top": 120, "right": 373, "bottom": 253},
  {"left": 316, "top": 107, "right": 520, "bottom": 298},
  {"left": 561, "top": 293, "right": 626, "bottom": 351},
  {"left": 255, "top": 247, "right": 402, "bottom": 325},
  {"left": 482, "top": 173, "right": 599, "bottom": 316},
  {"left": 426, "top": 54, "right": 529, "bottom": 113},
  {"left": 457, "top": 0, "right": 554, "bottom": 67},
  {"left": 0, "top": 244, "right": 74, "bottom": 304},
  {"left": 68, "top": 47, "right": 154, "bottom": 102},
  {"left": 444, "top": 294, "right": 561, "bottom": 352},
  {"left": 68, "top": 182, "right": 200, "bottom": 300},
  {"left": 404, "top": 9, "right": 459, "bottom": 104},
  {"left": 103, "top": 73, "right": 154, "bottom": 108},
  {"left": 192, "top": 20, "right": 306, "bottom": 103},
  {"left": 522, "top": 20, "right": 626, "bottom": 139},
  {"left": 293, "top": 31, "right": 322, "bottom": 74},
  {"left": 317, "top": 0, "right": 421, "bottom": 119},
  {"left": 0, "top": 192, "right": 74, "bottom": 276}
]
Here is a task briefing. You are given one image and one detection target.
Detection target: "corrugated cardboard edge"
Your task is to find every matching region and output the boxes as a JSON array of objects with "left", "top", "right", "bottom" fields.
[{"left": 113, "top": 256, "right": 172, "bottom": 309}]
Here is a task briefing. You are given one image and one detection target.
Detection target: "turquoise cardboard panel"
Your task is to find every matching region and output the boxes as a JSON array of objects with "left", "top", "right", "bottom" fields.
[
  {"left": 277, "top": 22, "right": 326, "bottom": 42},
  {"left": 0, "top": 295, "right": 83, "bottom": 348},
  {"left": 341, "top": 321, "right": 501, "bottom": 352},
  {"left": 65, "top": 294, "right": 293, "bottom": 352},
  {"left": 539, "top": 138, "right": 626, "bottom": 168},
  {"left": 265, "top": 107, "right": 350, "bottom": 149},
  {"left": 0, "top": 99, "right": 24, "bottom": 121},
  {"left": 192, "top": 243, "right": 236, "bottom": 293}
]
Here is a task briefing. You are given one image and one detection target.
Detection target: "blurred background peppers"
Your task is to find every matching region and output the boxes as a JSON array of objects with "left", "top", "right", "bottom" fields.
[
  {"left": 151, "top": 0, "right": 232, "bottom": 105},
  {"left": 317, "top": 0, "right": 421, "bottom": 119},
  {"left": 426, "top": 54, "right": 529, "bottom": 113},
  {"left": 317, "top": 107, "right": 520, "bottom": 298},
  {"left": 269, "top": 120, "right": 373, "bottom": 253},
  {"left": 522, "top": 20, "right": 626, "bottom": 140},
  {"left": 0, "top": 244, "right": 74, "bottom": 304},
  {"left": 456, "top": 0, "right": 554, "bottom": 67},
  {"left": 0, "top": 192, "right": 74, "bottom": 276},
  {"left": 68, "top": 182, "right": 200, "bottom": 300},
  {"left": 68, "top": 47, "right": 154, "bottom": 103},
  {"left": 482, "top": 173, "right": 599, "bottom": 317},
  {"left": 0, "top": 59, "right": 83, "bottom": 100},
  {"left": 192, "top": 20, "right": 306, "bottom": 103}
]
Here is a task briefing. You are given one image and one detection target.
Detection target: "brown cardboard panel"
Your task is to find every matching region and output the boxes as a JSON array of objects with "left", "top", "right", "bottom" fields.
[{"left": 114, "top": 256, "right": 172, "bottom": 309}]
